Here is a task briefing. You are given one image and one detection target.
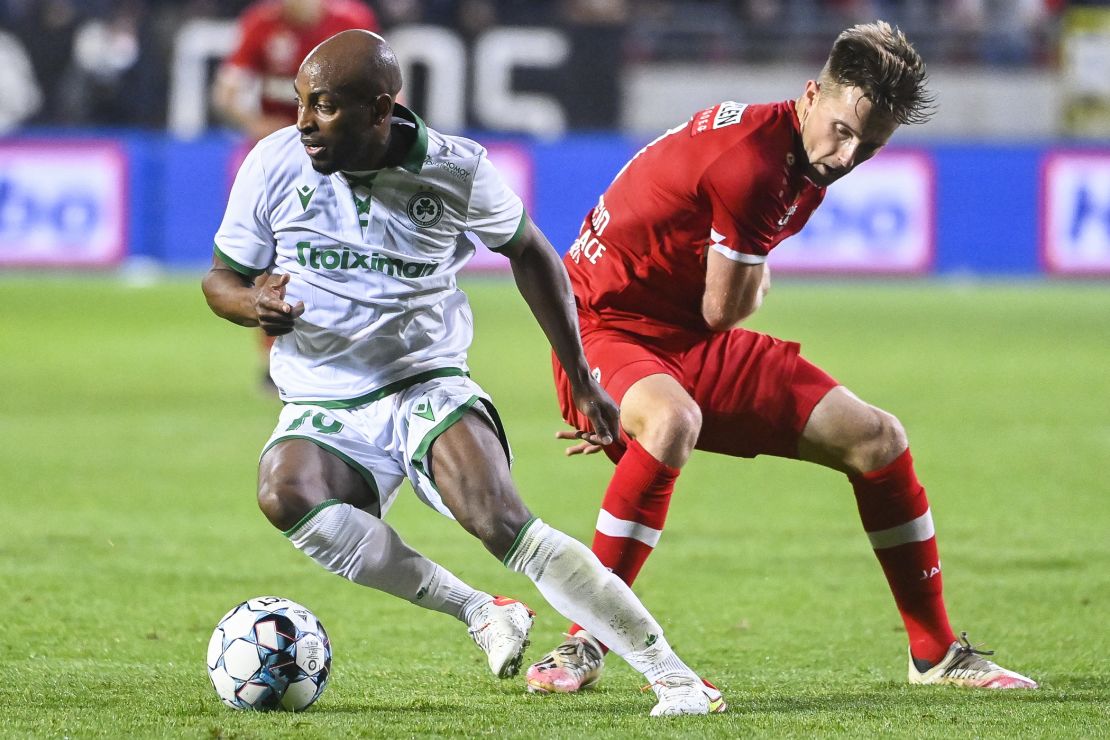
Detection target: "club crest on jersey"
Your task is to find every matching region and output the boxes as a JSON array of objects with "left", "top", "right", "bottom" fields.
[
  {"left": 407, "top": 192, "right": 444, "bottom": 228},
  {"left": 776, "top": 203, "right": 799, "bottom": 230}
]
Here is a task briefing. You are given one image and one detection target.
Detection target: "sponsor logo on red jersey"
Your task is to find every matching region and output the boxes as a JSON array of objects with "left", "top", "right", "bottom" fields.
[{"left": 692, "top": 101, "right": 748, "bottom": 137}]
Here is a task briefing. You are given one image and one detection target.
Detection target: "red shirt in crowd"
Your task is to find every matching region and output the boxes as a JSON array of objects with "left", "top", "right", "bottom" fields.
[{"left": 224, "top": 0, "right": 379, "bottom": 122}]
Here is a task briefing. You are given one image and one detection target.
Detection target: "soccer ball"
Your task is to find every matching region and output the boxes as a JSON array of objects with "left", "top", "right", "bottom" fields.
[{"left": 206, "top": 596, "right": 331, "bottom": 711}]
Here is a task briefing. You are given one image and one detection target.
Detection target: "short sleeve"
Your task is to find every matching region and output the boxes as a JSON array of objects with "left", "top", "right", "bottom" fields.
[
  {"left": 213, "top": 145, "right": 273, "bottom": 277},
  {"left": 699, "top": 152, "right": 778, "bottom": 265},
  {"left": 466, "top": 152, "right": 526, "bottom": 251}
]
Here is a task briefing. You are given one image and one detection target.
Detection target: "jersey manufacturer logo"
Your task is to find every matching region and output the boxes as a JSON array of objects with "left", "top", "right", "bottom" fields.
[
  {"left": 413, "top": 398, "right": 436, "bottom": 422},
  {"left": 296, "top": 185, "right": 316, "bottom": 211},
  {"left": 407, "top": 192, "right": 444, "bottom": 228}
]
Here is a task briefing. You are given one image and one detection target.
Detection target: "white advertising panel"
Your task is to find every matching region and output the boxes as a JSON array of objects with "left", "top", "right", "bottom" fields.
[
  {"left": 771, "top": 151, "right": 934, "bottom": 274},
  {"left": 464, "top": 142, "right": 533, "bottom": 272},
  {"left": 1042, "top": 151, "right": 1110, "bottom": 275},
  {"left": 0, "top": 142, "right": 128, "bottom": 268}
]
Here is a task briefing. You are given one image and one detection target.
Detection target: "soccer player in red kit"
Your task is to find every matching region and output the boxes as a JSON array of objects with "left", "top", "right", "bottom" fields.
[{"left": 525, "top": 21, "right": 1037, "bottom": 696}]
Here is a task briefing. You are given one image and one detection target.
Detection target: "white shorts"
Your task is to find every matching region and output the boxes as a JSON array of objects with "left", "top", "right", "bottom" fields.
[{"left": 260, "top": 375, "right": 512, "bottom": 519}]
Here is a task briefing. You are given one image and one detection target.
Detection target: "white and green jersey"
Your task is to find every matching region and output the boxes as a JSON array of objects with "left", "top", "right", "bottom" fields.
[{"left": 213, "top": 105, "right": 526, "bottom": 405}]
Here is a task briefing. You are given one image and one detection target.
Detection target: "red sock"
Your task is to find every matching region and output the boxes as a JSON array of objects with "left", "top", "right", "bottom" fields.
[
  {"left": 852, "top": 448, "right": 956, "bottom": 664},
  {"left": 569, "top": 439, "right": 679, "bottom": 645}
]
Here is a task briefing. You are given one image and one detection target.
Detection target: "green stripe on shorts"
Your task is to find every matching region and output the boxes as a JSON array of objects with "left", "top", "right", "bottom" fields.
[{"left": 301, "top": 368, "right": 469, "bottom": 410}]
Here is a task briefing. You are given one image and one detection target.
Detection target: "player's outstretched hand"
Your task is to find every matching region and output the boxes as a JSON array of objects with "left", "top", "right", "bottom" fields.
[
  {"left": 555, "top": 428, "right": 605, "bottom": 456},
  {"left": 255, "top": 273, "right": 305, "bottom": 336}
]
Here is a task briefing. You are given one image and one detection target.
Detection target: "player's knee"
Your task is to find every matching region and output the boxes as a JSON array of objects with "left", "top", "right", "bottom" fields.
[
  {"left": 257, "top": 468, "right": 319, "bottom": 532},
  {"left": 849, "top": 407, "right": 908, "bottom": 475},
  {"left": 645, "top": 398, "right": 702, "bottom": 454}
]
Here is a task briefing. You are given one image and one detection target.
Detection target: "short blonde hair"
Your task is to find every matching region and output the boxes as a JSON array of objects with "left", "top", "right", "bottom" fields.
[{"left": 820, "top": 21, "right": 936, "bottom": 126}]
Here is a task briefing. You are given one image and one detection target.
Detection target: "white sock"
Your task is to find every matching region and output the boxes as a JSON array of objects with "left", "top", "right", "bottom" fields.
[
  {"left": 504, "top": 518, "right": 696, "bottom": 679},
  {"left": 287, "top": 500, "right": 490, "bottom": 623},
  {"left": 624, "top": 637, "right": 696, "bottom": 683}
]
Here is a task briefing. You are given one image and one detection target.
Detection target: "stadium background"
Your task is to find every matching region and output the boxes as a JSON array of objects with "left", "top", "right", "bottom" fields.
[
  {"left": 2, "top": 1, "right": 1109, "bottom": 736},
  {"left": 2, "top": 0, "right": 1110, "bottom": 274}
]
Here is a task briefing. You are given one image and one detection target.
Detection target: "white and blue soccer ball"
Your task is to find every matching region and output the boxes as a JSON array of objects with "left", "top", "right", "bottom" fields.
[{"left": 206, "top": 596, "right": 331, "bottom": 711}]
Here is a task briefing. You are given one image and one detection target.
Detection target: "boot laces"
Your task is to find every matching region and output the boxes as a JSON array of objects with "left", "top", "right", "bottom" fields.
[{"left": 948, "top": 631, "right": 1000, "bottom": 673}]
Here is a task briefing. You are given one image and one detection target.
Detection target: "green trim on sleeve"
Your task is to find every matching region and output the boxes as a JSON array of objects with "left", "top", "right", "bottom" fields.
[
  {"left": 280, "top": 498, "right": 342, "bottom": 538},
  {"left": 489, "top": 211, "right": 529, "bottom": 253},
  {"left": 501, "top": 516, "right": 540, "bottom": 567},
  {"left": 213, "top": 244, "right": 267, "bottom": 278},
  {"left": 410, "top": 395, "right": 481, "bottom": 482}
]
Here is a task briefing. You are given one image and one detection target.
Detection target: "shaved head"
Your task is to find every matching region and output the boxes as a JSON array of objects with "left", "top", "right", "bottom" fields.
[
  {"left": 301, "top": 30, "right": 402, "bottom": 103},
  {"left": 294, "top": 30, "right": 407, "bottom": 173}
]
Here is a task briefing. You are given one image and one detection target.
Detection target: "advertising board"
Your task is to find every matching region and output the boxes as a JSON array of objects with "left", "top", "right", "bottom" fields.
[
  {"left": 463, "top": 141, "right": 533, "bottom": 272},
  {"left": 0, "top": 141, "right": 128, "bottom": 268},
  {"left": 1042, "top": 151, "right": 1110, "bottom": 275},
  {"left": 771, "top": 150, "right": 934, "bottom": 274}
]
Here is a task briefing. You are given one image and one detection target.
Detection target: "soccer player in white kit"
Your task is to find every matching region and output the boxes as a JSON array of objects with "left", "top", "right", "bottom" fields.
[{"left": 201, "top": 30, "right": 725, "bottom": 716}]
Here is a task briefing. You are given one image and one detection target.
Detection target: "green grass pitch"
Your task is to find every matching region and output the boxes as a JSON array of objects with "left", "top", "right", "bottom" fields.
[{"left": 1, "top": 275, "right": 1108, "bottom": 738}]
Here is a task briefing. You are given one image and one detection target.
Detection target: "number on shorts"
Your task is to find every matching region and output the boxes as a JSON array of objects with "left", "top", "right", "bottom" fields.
[{"left": 286, "top": 410, "right": 343, "bottom": 434}]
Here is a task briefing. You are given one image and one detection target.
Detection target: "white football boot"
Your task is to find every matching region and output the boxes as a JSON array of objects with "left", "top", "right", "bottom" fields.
[
  {"left": 909, "top": 632, "right": 1038, "bottom": 689},
  {"left": 467, "top": 596, "right": 535, "bottom": 678},
  {"left": 648, "top": 674, "right": 728, "bottom": 717}
]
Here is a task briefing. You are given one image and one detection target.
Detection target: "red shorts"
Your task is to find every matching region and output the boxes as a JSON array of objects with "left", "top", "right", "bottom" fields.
[{"left": 553, "top": 325, "right": 838, "bottom": 461}]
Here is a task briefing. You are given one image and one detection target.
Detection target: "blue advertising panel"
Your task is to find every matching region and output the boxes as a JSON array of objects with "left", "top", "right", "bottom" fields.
[
  {"left": 1, "top": 130, "right": 1107, "bottom": 279},
  {"left": 1042, "top": 151, "right": 1110, "bottom": 275},
  {"left": 774, "top": 150, "right": 934, "bottom": 274},
  {"left": 0, "top": 140, "right": 128, "bottom": 268}
]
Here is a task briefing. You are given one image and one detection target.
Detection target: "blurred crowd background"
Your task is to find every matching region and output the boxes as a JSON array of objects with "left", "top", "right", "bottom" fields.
[
  {"left": 0, "top": 0, "right": 1102, "bottom": 132},
  {"left": 0, "top": 1, "right": 1106, "bottom": 285}
]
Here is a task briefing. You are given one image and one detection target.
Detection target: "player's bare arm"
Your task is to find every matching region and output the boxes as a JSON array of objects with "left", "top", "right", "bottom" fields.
[
  {"left": 202, "top": 256, "right": 305, "bottom": 334},
  {"left": 499, "top": 216, "right": 619, "bottom": 446},
  {"left": 701, "top": 250, "right": 768, "bottom": 331}
]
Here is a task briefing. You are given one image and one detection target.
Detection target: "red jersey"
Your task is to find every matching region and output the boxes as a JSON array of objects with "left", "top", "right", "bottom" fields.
[
  {"left": 566, "top": 100, "right": 825, "bottom": 343},
  {"left": 224, "top": 0, "right": 378, "bottom": 122}
]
